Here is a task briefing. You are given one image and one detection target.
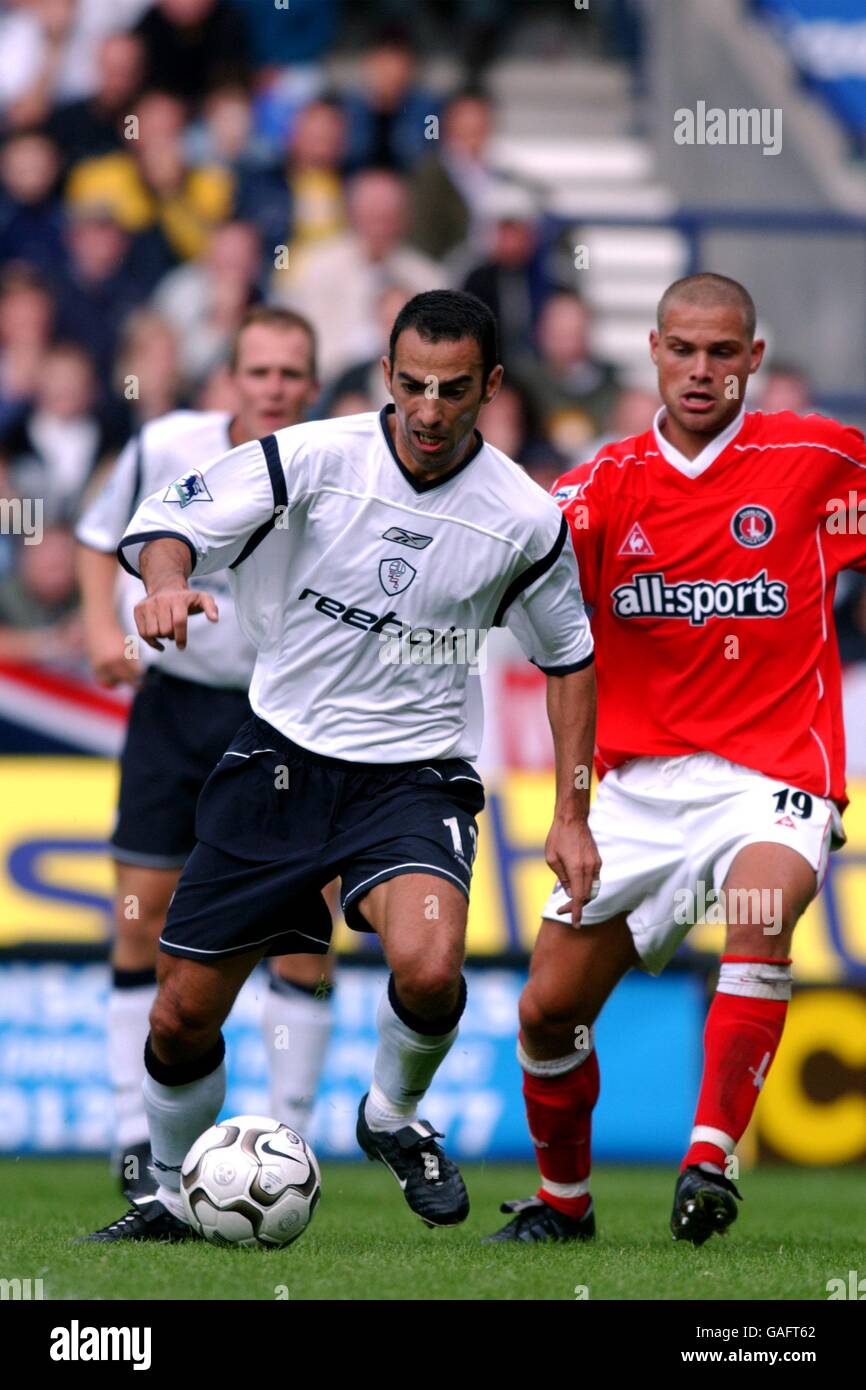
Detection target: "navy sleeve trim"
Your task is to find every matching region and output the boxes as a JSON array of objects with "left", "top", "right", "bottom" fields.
[
  {"left": 531, "top": 651, "right": 595, "bottom": 677},
  {"left": 229, "top": 434, "right": 287, "bottom": 570},
  {"left": 493, "top": 513, "right": 569, "bottom": 627},
  {"left": 117, "top": 530, "right": 197, "bottom": 579},
  {"left": 127, "top": 432, "right": 144, "bottom": 524}
]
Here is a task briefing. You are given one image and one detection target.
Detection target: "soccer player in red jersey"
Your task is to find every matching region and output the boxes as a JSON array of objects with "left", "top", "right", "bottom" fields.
[{"left": 485, "top": 273, "right": 866, "bottom": 1245}]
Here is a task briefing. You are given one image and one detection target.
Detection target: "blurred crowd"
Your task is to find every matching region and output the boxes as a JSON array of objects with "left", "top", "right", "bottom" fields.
[{"left": 0, "top": 0, "right": 863, "bottom": 759}]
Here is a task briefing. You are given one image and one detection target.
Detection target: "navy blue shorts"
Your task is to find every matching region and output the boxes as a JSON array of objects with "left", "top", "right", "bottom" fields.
[
  {"left": 111, "top": 668, "right": 252, "bottom": 868},
  {"left": 159, "top": 714, "right": 486, "bottom": 961}
]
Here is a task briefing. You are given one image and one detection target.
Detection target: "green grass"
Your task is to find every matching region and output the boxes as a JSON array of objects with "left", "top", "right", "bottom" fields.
[{"left": 2, "top": 1159, "right": 863, "bottom": 1301}]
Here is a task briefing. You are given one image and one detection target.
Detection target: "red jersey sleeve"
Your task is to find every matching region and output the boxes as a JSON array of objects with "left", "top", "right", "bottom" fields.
[
  {"left": 812, "top": 417, "right": 866, "bottom": 575},
  {"left": 550, "top": 459, "right": 606, "bottom": 609}
]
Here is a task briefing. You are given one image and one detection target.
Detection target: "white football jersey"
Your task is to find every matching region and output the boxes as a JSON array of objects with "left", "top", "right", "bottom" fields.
[
  {"left": 119, "top": 406, "right": 594, "bottom": 762},
  {"left": 76, "top": 410, "right": 256, "bottom": 689}
]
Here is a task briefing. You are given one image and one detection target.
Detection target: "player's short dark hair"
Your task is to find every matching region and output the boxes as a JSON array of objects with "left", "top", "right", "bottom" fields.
[
  {"left": 230, "top": 306, "right": 318, "bottom": 379},
  {"left": 389, "top": 289, "right": 500, "bottom": 384},
  {"left": 657, "top": 273, "right": 756, "bottom": 340}
]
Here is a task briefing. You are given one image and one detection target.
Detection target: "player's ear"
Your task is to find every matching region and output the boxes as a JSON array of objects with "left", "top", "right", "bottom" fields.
[
  {"left": 381, "top": 355, "right": 393, "bottom": 394},
  {"left": 482, "top": 363, "right": 504, "bottom": 404},
  {"left": 649, "top": 329, "right": 660, "bottom": 363},
  {"left": 749, "top": 338, "right": 766, "bottom": 374}
]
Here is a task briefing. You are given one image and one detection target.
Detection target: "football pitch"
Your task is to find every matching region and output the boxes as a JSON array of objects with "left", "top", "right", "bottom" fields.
[{"left": 3, "top": 1159, "right": 864, "bottom": 1301}]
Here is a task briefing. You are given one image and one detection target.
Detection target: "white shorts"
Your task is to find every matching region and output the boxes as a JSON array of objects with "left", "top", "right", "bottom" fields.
[{"left": 540, "top": 753, "right": 845, "bottom": 975}]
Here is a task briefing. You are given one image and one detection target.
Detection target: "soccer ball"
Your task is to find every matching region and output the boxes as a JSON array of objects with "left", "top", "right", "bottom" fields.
[{"left": 180, "top": 1115, "right": 321, "bottom": 1248}]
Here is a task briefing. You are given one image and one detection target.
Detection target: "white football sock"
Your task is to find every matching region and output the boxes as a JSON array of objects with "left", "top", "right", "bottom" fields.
[
  {"left": 142, "top": 1037, "right": 226, "bottom": 1215},
  {"left": 261, "top": 975, "right": 334, "bottom": 1134},
  {"left": 364, "top": 976, "right": 465, "bottom": 1133},
  {"left": 107, "top": 973, "right": 157, "bottom": 1165}
]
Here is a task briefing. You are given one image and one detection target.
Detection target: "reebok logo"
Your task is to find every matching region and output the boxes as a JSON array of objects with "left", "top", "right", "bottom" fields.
[
  {"left": 612, "top": 570, "right": 788, "bottom": 627},
  {"left": 381, "top": 526, "right": 433, "bottom": 549}
]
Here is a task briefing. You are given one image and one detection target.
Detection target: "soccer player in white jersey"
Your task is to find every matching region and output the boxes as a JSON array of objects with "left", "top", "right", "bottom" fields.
[
  {"left": 78, "top": 289, "right": 598, "bottom": 1240},
  {"left": 76, "top": 307, "right": 334, "bottom": 1198}
]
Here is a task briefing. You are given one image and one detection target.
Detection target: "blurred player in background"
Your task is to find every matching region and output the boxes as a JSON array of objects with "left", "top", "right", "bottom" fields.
[
  {"left": 75, "top": 306, "right": 332, "bottom": 1197},
  {"left": 487, "top": 273, "right": 866, "bottom": 1246}
]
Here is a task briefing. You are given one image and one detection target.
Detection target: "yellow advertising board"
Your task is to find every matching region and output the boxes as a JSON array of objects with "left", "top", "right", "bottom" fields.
[{"left": 1, "top": 758, "right": 865, "bottom": 981}]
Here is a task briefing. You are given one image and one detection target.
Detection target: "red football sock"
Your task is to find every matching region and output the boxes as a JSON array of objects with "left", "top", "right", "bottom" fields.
[
  {"left": 683, "top": 962, "right": 789, "bottom": 1174},
  {"left": 521, "top": 1039, "right": 599, "bottom": 1218}
]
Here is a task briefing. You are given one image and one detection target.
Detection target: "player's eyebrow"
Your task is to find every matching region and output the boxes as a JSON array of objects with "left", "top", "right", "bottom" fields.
[
  {"left": 665, "top": 335, "right": 742, "bottom": 350},
  {"left": 397, "top": 371, "right": 475, "bottom": 388}
]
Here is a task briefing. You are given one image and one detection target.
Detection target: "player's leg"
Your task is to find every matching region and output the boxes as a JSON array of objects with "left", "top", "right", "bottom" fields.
[
  {"left": 262, "top": 881, "right": 339, "bottom": 1134},
  {"left": 353, "top": 871, "right": 472, "bottom": 1227},
  {"left": 672, "top": 841, "right": 816, "bottom": 1245},
  {"left": 81, "top": 945, "right": 266, "bottom": 1243},
  {"left": 109, "top": 861, "right": 180, "bottom": 1194},
  {"left": 484, "top": 913, "right": 640, "bottom": 1243}
]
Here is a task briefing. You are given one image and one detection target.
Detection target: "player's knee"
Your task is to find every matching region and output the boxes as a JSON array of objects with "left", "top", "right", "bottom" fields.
[
  {"left": 149, "top": 989, "right": 220, "bottom": 1059},
  {"left": 519, "top": 981, "right": 583, "bottom": 1048},
  {"left": 391, "top": 957, "right": 462, "bottom": 1018}
]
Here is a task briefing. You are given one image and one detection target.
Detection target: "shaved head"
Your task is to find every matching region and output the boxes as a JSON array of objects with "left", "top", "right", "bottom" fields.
[{"left": 658, "top": 273, "right": 756, "bottom": 341}]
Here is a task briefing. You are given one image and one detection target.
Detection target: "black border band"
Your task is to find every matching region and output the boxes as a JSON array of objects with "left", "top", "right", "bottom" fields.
[
  {"left": 492, "top": 512, "right": 569, "bottom": 627},
  {"left": 532, "top": 651, "right": 595, "bottom": 677},
  {"left": 229, "top": 433, "right": 288, "bottom": 569},
  {"left": 117, "top": 529, "right": 197, "bottom": 578}
]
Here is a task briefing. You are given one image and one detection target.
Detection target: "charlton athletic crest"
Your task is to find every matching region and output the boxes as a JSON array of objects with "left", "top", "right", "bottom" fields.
[
  {"left": 379, "top": 556, "right": 417, "bottom": 595},
  {"left": 731, "top": 505, "right": 775, "bottom": 548}
]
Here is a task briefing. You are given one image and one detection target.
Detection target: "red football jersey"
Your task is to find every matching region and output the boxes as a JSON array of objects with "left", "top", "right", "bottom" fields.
[{"left": 553, "top": 408, "right": 866, "bottom": 805}]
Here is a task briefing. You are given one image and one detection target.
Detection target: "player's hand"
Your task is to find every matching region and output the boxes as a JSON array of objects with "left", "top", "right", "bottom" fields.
[
  {"left": 86, "top": 628, "right": 143, "bottom": 689},
  {"left": 134, "top": 586, "right": 219, "bottom": 652},
  {"left": 545, "top": 815, "right": 602, "bottom": 926}
]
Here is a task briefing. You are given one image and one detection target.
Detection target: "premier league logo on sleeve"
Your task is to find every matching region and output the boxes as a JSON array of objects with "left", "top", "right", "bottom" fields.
[
  {"left": 163, "top": 469, "right": 213, "bottom": 508},
  {"left": 379, "top": 557, "right": 417, "bottom": 595},
  {"left": 731, "top": 505, "right": 775, "bottom": 548}
]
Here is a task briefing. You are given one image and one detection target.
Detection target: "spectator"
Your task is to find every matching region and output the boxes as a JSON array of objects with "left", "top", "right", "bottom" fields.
[
  {"left": 0, "top": 342, "right": 111, "bottom": 523},
  {"left": 132, "top": 0, "right": 250, "bottom": 103},
  {"left": 318, "top": 282, "right": 412, "bottom": 417},
  {"left": 408, "top": 90, "right": 502, "bottom": 263},
  {"left": 281, "top": 168, "right": 447, "bottom": 381},
  {"left": 0, "top": 267, "right": 55, "bottom": 437},
  {"left": 758, "top": 361, "right": 814, "bottom": 414},
  {"left": 516, "top": 290, "right": 621, "bottom": 454},
  {"left": 579, "top": 385, "right": 660, "bottom": 463},
  {"left": 461, "top": 183, "right": 551, "bottom": 365},
  {"left": 478, "top": 378, "right": 569, "bottom": 488},
  {"left": 65, "top": 88, "right": 234, "bottom": 264},
  {"left": 47, "top": 30, "right": 146, "bottom": 170},
  {"left": 0, "top": 128, "right": 65, "bottom": 276},
  {"left": 0, "top": 523, "right": 83, "bottom": 667},
  {"left": 52, "top": 201, "right": 148, "bottom": 388},
  {"left": 343, "top": 27, "right": 439, "bottom": 174},
  {"left": 152, "top": 220, "right": 261, "bottom": 387},
  {"left": 254, "top": 97, "right": 348, "bottom": 265},
  {"left": 113, "top": 309, "right": 186, "bottom": 431}
]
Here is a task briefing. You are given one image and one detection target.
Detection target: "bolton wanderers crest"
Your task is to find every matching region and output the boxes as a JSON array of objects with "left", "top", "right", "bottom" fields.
[{"left": 379, "top": 557, "right": 417, "bottom": 595}]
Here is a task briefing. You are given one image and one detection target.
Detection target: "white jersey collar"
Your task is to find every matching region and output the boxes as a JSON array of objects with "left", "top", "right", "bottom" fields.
[{"left": 652, "top": 404, "right": 745, "bottom": 479}]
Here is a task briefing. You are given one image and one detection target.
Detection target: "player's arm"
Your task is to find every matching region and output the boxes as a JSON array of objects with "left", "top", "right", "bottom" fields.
[
  {"left": 118, "top": 433, "right": 300, "bottom": 651},
  {"left": 545, "top": 661, "right": 600, "bottom": 924},
  {"left": 134, "top": 537, "right": 218, "bottom": 653},
  {"left": 76, "top": 543, "right": 142, "bottom": 686},
  {"left": 75, "top": 436, "right": 145, "bottom": 687},
  {"left": 499, "top": 509, "right": 600, "bottom": 923}
]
